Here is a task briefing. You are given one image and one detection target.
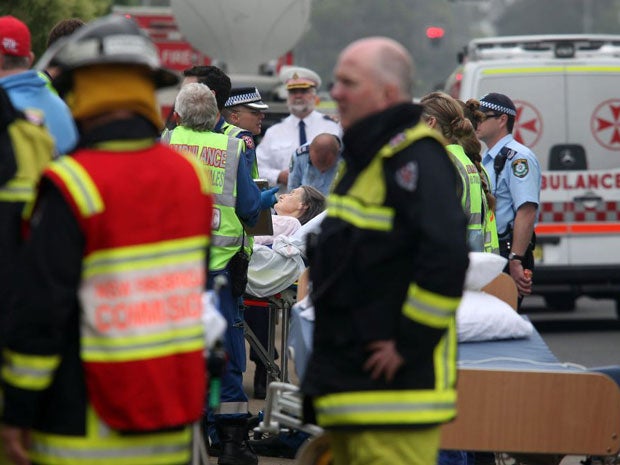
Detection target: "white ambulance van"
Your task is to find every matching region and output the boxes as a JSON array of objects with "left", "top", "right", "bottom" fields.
[{"left": 451, "top": 34, "right": 620, "bottom": 314}]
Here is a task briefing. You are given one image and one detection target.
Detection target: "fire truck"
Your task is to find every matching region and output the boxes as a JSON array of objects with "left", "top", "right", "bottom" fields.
[
  {"left": 450, "top": 35, "right": 620, "bottom": 314},
  {"left": 111, "top": 4, "right": 300, "bottom": 127}
]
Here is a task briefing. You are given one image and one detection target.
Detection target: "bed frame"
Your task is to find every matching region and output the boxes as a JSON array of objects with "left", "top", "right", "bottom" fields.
[
  {"left": 264, "top": 272, "right": 620, "bottom": 463},
  {"left": 441, "top": 272, "right": 620, "bottom": 457}
]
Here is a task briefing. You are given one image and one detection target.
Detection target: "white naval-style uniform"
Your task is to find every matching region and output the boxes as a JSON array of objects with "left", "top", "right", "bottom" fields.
[{"left": 256, "top": 110, "right": 341, "bottom": 188}]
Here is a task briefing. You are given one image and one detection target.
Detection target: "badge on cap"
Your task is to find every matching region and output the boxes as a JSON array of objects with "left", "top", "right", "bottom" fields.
[
  {"left": 395, "top": 161, "right": 418, "bottom": 192},
  {"left": 512, "top": 159, "right": 529, "bottom": 178}
]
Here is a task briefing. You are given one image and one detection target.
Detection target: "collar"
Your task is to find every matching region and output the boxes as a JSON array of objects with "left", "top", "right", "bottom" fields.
[
  {"left": 213, "top": 114, "right": 226, "bottom": 133},
  {"left": 485, "top": 133, "right": 514, "bottom": 158},
  {"left": 341, "top": 103, "right": 422, "bottom": 172},
  {"left": 78, "top": 115, "right": 159, "bottom": 148}
]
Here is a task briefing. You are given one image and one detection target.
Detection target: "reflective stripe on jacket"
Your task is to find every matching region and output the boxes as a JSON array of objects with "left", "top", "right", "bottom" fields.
[
  {"left": 169, "top": 126, "right": 247, "bottom": 270},
  {"left": 315, "top": 122, "right": 460, "bottom": 428},
  {"left": 446, "top": 144, "right": 484, "bottom": 252},
  {"left": 43, "top": 143, "right": 211, "bottom": 432}
]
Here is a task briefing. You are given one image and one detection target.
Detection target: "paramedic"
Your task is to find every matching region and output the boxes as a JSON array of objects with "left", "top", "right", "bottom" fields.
[
  {"left": 478, "top": 92, "right": 541, "bottom": 301},
  {"left": 167, "top": 82, "right": 278, "bottom": 465},
  {"left": 301, "top": 36, "right": 469, "bottom": 465},
  {"left": 421, "top": 91, "right": 498, "bottom": 254},
  {"left": 0, "top": 15, "right": 212, "bottom": 465}
]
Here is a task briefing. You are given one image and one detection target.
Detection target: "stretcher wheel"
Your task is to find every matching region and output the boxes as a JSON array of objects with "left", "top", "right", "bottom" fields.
[{"left": 295, "top": 433, "right": 332, "bottom": 465}]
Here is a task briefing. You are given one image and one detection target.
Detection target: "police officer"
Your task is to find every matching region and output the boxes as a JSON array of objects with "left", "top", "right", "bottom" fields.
[
  {"left": 0, "top": 15, "right": 212, "bottom": 465},
  {"left": 478, "top": 92, "right": 541, "bottom": 303},
  {"left": 167, "top": 82, "right": 277, "bottom": 465},
  {"left": 222, "top": 86, "right": 268, "bottom": 142},
  {"left": 287, "top": 133, "right": 342, "bottom": 195},
  {"left": 256, "top": 66, "right": 341, "bottom": 191}
]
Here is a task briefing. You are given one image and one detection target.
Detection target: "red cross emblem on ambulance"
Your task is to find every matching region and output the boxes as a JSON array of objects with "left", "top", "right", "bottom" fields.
[
  {"left": 513, "top": 100, "right": 542, "bottom": 148},
  {"left": 591, "top": 99, "right": 620, "bottom": 151}
]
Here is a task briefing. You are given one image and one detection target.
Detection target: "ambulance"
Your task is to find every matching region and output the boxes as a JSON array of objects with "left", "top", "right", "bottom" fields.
[{"left": 450, "top": 34, "right": 620, "bottom": 314}]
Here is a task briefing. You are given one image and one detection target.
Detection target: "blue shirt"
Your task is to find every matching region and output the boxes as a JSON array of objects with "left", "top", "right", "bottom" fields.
[
  {"left": 287, "top": 142, "right": 341, "bottom": 195},
  {"left": 0, "top": 70, "right": 78, "bottom": 156},
  {"left": 214, "top": 116, "right": 257, "bottom": 177},
  {"left": 482, "top": 134, "right": 541, "bottom": 236}
]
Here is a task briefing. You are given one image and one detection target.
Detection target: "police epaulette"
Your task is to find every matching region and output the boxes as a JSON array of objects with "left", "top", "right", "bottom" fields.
[
  {"left": 295, "top": 144, "right": 310, "bottom": 156},
  {"left": 323, "top": 114, "right": 339, "bottom": 123}
]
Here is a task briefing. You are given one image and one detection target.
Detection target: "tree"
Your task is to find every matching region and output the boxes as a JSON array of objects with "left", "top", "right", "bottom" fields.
[{"left": 0, "top": 0, "right": 112, "bottom": 59}]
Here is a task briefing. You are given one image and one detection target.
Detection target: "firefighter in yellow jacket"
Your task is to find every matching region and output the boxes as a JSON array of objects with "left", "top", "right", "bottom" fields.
[
  {"left": 0, "top": 15, "right": 213, "bottom": 465},
  {"left": 301, "top": 37, "right": 469, "bottom": 465}
]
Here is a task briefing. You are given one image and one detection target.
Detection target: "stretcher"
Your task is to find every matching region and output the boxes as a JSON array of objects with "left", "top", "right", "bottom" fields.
[
  {"left": 241, "top": 212, "right": 326, "bottom": 384},
  {"left": 257, "top": 273, "right": 620, "bottom": 464}
]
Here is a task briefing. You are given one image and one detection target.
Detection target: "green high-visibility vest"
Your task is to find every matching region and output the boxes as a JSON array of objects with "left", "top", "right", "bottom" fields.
[
  {"left": 446, "top": 144, "right": 484, "bottom": 252},
  {"left": 169, "top": 126, "right": 248, "bottom": 271}
]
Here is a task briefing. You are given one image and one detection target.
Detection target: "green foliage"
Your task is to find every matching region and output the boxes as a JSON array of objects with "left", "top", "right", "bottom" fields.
[{"left": 0, "top": 0, "right": 112, "bottom": 59}]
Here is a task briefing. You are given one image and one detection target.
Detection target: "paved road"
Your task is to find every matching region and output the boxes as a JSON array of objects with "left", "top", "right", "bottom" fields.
[{"left": 211, "top": 296, "right": 620, "bottom": 465}]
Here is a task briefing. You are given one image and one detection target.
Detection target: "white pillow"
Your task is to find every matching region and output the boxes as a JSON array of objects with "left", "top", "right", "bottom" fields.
[
  {"left": 457, "top": 290, "right": 534, "bottom": 342},
  {"left": 464, "top": 252, "right": 508, "bottom": 291}
]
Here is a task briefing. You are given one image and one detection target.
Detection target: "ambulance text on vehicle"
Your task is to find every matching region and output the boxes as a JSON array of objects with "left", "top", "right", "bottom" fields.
[{"left": 450, "top": 34, "right": 620, "bottom": 314}]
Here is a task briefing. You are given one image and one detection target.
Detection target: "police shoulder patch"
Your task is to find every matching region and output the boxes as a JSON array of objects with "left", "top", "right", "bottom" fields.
[
  {"left": 395, "top": 161, "right": 418, "bottom": 191},
  {"left": 511, "top": 158, "right": 529, "bottom": 178},
  {"left": 241, "top": 134, "right": 255, "bottom": 150}
]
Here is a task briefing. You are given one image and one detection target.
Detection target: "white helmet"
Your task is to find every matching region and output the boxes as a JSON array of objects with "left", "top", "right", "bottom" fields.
[{"left": 36, "top": 14, "right": 179, "bottom": 93}]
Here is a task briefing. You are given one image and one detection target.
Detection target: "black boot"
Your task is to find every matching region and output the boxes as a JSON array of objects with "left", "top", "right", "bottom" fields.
[
  {"left": 216, "top": 417, "right": 258, "bottom": 465},
  {"left": 253, "top": 363, "right": 267, "bottom": 400}
]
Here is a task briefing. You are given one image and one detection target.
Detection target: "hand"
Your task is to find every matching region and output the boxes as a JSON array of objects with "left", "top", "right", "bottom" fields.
[
  {"left": 259, "top": 186, "right": 280, "bottom": 210},
  {"left": 0, "top": 424, "right": 31, "bottom": 465},
  {"left": 509, "top": 259, "right": 532, "bottom": 296},
  {"left": 363, "top": 340, "right": 404, "bottom": 383}
]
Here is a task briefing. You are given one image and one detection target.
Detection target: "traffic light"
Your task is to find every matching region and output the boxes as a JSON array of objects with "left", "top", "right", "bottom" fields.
[{"left": 426, "top": 26, "right": 445, "bottom": 47}]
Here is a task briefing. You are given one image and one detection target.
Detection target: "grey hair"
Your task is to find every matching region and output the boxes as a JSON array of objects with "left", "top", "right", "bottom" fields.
[{"left": 174, "top": 82, "right": 218, "bottom": 131}]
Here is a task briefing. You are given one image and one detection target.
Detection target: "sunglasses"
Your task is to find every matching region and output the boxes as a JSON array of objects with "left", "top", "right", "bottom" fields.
[{"left": 481, "top": 112, "right": 503, "bottom": 121}]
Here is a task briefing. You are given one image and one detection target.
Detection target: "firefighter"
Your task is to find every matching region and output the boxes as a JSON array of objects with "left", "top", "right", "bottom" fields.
[
  {"left": 0, "top": 15, "right": 213, "bottom": 465},
  {"left": 301, "top": 37, "right": 469, "bottom": 465}
]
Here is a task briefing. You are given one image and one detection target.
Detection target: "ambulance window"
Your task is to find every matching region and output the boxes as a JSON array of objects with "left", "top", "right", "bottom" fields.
[{"left": 548, "top": 144, "right": 587, "bottom": 170}]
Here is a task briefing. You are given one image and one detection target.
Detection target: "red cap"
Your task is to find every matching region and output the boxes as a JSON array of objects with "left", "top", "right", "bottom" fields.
[{"left": 0, "top": 16, "right": 31, "bottom": 57}]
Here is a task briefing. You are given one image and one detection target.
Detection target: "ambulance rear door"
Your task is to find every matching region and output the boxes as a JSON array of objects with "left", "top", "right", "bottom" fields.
[{"left": 560, "top": 63, "right": 620, "bottom": 266}]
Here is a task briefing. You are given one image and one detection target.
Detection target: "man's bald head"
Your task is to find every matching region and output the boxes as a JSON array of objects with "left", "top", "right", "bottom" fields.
[
  {"left": 331, "top": 36, "right": 415, "bottom": 129},
  {"left": 309, "top": 133, "right": 341, "bottom": 173}
]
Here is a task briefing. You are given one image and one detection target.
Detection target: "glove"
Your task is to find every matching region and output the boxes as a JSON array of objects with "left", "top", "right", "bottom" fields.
[{"left": 260, "top": 186, "right": 279, "bottom": 210}]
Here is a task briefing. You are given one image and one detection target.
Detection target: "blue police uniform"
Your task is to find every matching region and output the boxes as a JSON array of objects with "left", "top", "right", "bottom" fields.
[
  {"left": 287, "top": 142, "right": 341, "bottom": 195},
  {"left": 482, "top": 133, "right": 541, "bottom": 238},
  {"left": 215, "top": 115, "right": 258, "bottom": 178}
]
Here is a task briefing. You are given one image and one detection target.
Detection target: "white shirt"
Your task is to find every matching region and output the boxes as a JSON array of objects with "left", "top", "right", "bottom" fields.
[{"left": 256, "top": 110, "right": 342, "bottom": 187}]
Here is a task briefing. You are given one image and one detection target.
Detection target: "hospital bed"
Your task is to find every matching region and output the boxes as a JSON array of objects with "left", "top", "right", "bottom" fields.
[{"left": 258, "top": 272, "right": 620, "bottom": 463}]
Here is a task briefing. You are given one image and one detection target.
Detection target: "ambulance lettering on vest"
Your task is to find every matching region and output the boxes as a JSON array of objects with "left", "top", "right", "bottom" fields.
[
  {"left": 541, "top": 170, "right": 620, "bottom": 190},
  {"left": 591, "top": 99, "right": 620, "bottom": 151},
  {"left": 513, "top": 100, "right": 543, "bottom": 148},
  {"left": 200, "top": 146, "right": 227, "bottom": 168}
]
